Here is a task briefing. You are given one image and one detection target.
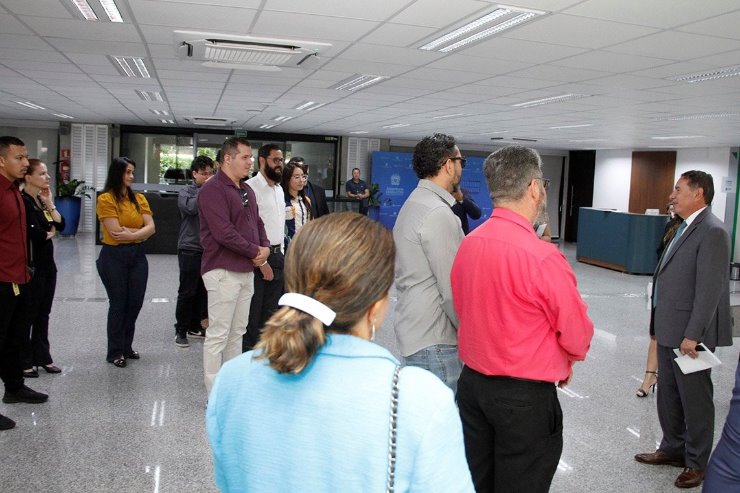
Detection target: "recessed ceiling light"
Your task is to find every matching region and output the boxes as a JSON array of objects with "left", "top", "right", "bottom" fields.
[
  {"left": 99, "top": 0, "right": 123, "bottom": 22},
  {"left": 432, "top": 113, "right": 466, "bottom": 120},
  {"left": 135, "top": 90, "right": 164, "bottom": 102},
  {"left": 512, "top": 94, "right": 591, "bottom": 108},
  {"left": 70, "top": 0, "right": 97, "bottom": 20},
  {"left": 53, "top": 113, "right": 75, "bottom": 119},
  {"left": 150, "top": 109, "right": 169, "bottom": 116},
  {"left": 650, "top": 135, "right": 704, "bottom": 140},
  {"left": 294, "top": 101, "right": 325, "bottom": 111},
  {"left": 381, "top": 123, "right": 410, "bottom": 129},
  {"left": 669, "top": 65, "right": 740, "bottom": 83},
  {"left": 159, "top": 119, "right": 174, "bottom": 124},
  {"left": 110, "top": 56, "right": 150, "bottom": 78},
  {"left": 272, "top": 115, "right": 293, "bottom": 122},
  {"left": 259, "top": 124, "right": 276, "bottom": 129},
  {"left": 653, "top": 112, "right": 740, "bottom": 121},
  {"left": 419, "top": 6, "right": 545, "bottom": 53},
  {"left": 15, "top": 101, "right": 45, "bottom": 110},
  {"left": 549, "top": 123, "right": 593, "bottom": 130},
  {"left": 332, "top": 74, "right": 388, "bottom": 92},
  {"left": 569, "top": 138, "right": 606, "bottom": 143},
  {"left": 350, "top": 131, "right": 369, "bottom": 134}
]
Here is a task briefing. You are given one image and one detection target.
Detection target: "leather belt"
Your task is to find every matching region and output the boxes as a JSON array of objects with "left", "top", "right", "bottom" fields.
[{"left": 269, "top": 244, "right": 282, "bottom": 254}]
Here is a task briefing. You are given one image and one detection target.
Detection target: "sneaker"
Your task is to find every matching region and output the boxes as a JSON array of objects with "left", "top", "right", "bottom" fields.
[
  {"left": 187, "top": 328, "right": 206, "bottom": 339},
  {"left": 175, "top": 335, "right": 190, "bottom": 348},
  {"left": 3, "top": 385, "right": 49, "bottom": 404},
  {"left": 0, "top": 413, "right": 16, "bottom": 430}
]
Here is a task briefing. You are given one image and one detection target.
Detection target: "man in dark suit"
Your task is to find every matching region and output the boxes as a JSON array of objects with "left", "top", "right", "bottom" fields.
[
  {"left": 635, "top": 170, "right": 733, "bottom": 489},
  {"left": 289, "top": 157, "right": 329, "bottom": 218}
]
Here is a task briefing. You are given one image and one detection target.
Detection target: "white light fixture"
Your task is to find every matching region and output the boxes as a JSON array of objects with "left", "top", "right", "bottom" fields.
[
  {"left": 653, "top": 112, "right": 740, "bottom": 121},
  {"left": 16, "top": 101, "right": 45, "bottom": 110},
  {"left": 549, "top": 123, "right": 593, "bottom": 130},
  {"left": 99, "top": 0, "right": 123, "bottom": 22},
  {"left": 381, "top": 123, "right": 410, "bottom": 129},
  {"left": 272, "top": 115, "right": 293, "bottom": 122},
  {"left": 150, "top": 109, "right": 169, "bottom": 116},
  {"left": 512, "top": 93, "right": 590, "bottom": 108},
  {"left": 159, "top": 119, "right": 174, "bottom": 124},
  {"left": 259, "top": 124, "right": 276, "bottom": 129},
  {"left": 53, "top": 113, "right": 75, "bottom": 119},
  {"left": 294, "top": 101, "right": 325, "bottom": 111},
  {"left": 135, "top": 90, "right": 164, "bottom": 102},
  {"left": 70, "top": 0, "right": 123, "bottom": 22},
  {"left": 432, "top": 113, "right": 466, "bottom": 120},
  {"left": 650, "top": 135, "right": 704, "bottom": 140},
  {"left": 350, "top": 131, "right": 369, "bottom": 134},
  {"left": 419, "top": 5, "right": 545, "bottom": 53},
  {"left": 332, "top": 74, "right": 388, "bottom": 92},
  {"left": 569, "top": 138, "right": 606, "bottom": 143},
  {"left": 70, "top": 0, "right": 97, "bottom": 20},
  {"left": 111, "top": 56, "right": 150, "bottom": 78},
  {"left": 669, "top": 65, "right": 740, "bottom": 83}
]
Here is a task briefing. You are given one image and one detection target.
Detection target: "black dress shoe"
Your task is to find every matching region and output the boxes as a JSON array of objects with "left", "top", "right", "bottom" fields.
[
  {"left": 111, "top": 357, "right": 126, "bottom": 368},
  {"left": 2, "top": 385, "right": 49, "bottom": 404},
  {"left": 635, "top": 450, "right": 685, "bottom": 467},
  {"left": 0, "top": 413, "right": 16, "bottom": 430},
  {"left": 23, "top": 368, "right": 39, "bottom": 378},
  {"left": 42, "top": 364, "right": 62, "bottom": 374},
  {"left": 675, "top": 467, "right": 704, "bottom": 488},
  {"left": 125, "top": 351, "right": 140, "bottom": 360}
]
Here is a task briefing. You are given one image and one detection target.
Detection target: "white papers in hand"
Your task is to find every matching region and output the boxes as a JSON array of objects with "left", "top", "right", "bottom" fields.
[{"left": 673, "top": 343, "right": 722, "bottom": 374}]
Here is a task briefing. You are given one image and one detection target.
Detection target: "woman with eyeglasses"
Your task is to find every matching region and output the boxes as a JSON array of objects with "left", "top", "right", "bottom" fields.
[
  {"left": 96, "top": 157, "right": 155, "bottom": 368},
  {"left": 281, "top": 157, "right": 312, "bottom": 248},
  {"left": 207, "top": 212, "right": 474, "bottom": 492}
]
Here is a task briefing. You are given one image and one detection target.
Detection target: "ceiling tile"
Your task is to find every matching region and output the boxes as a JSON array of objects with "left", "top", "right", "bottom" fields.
[
  {"left": 608, "top": 31, "right": 740, "bottom": 60},
  {"left": 390, "top": 0, "right": 488, "bottom": 29},
  {"left": 252, "top": 11, "right": 378, "bottom": 42}
]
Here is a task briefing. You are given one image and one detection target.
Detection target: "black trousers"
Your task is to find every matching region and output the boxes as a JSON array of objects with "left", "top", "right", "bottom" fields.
[
  {"left": 457, "top": 366, "right": 563, "bottom": 493},
  {"left": 21, "top": 267, "right": 57, "bottom": 368},
  {"left": 0, "top": 280, "right": 32, "bottom": 393},
  {"left": 96, "top": 244, "right": 148, "bottom": 361},
  {"left": 657, "top": 343, "right": 714, "bottom": 469},
  {"left": 174, "top": 250, "right": 207, "bottom": 336},
  {"left": 243, "top": 251, "right": 284, "bottom": 351}
]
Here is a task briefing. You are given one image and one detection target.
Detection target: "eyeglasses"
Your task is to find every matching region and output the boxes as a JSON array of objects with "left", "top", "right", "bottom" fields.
[
  {"left": 291, "top": 175, "right": 308, "bottom": 181},
  {"left": 448, "top": 157, "right": 467, "bottom": 169},
  {"left": 240, "top": 189, "right": 249, "bottom": 207},
  {"left": 535, "top": 178, "right": 550, "bottom": 190},
  {"left": 197, "top": 169, "right": 214, "bottom": 176}
]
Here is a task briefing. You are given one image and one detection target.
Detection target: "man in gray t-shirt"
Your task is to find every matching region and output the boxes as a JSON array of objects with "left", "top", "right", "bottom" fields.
[{"left": 392, "top": 133, "right": 465, "bottom": 392}]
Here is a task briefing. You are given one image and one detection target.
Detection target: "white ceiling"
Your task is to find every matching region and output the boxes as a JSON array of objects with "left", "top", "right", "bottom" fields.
[{"left": 1, "top": 0, "right": 740, "bottom": 150}]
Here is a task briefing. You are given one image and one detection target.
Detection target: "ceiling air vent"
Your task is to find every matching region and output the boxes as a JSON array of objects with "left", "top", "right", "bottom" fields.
[{"left": 175, "top": 31, "right": 330, "bottom": 71}]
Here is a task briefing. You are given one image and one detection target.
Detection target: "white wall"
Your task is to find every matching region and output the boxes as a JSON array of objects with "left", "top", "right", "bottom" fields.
[
  {"left": 592, "top": 147, "right": 732, "bottom": 222},
  {"left": 675, "top": 147, "right": 731, "bottom": 222},
  {"left": 592, "top": 149, "right": 632, "bottom": 211}
]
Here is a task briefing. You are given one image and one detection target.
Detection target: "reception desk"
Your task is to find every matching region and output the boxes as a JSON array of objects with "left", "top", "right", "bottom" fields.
[{"left": 576, "top": 208, "right": 668, "bottom": 274}]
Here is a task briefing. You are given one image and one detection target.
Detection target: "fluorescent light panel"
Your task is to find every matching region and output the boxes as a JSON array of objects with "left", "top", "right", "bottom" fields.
[
  {"left": 653, "top": 112, "right": 740, "bottom": 121},
  {"left": 259, "top": 124, "right": 276, "bottom": 129},
  {"left": 150, "top": 109, "right": 168, "bottom": 116},
  {"left": 53, "top": 113, "right": 75, "bottom": 119},
  {"left": 16, "top": 101, "right": 46, "bottom": 110},
  {"left": 159, "top": 119, "right": 175, "bottom": 124},
  {"left": 135, "top": 90, "right": 164, "bottom": 102},
  {"left": 333, "top": 74, "right": 388, "bottom": 92},
  {"left": 70, "top": 0, "right": 123, "bottom": 22},
  {"left": 433, "top": 113, "right": 466, "bottom": 120},
  {"left": 420, "top": 5, "right": 545, "bottom": 53},
  {"left": 111, "top": 56, "right": 150, "bottom": 78},
  {"left": 272, "top": 115, "right": 293, "bottom": 122},
  {"left": 512, "top": 93, "right": 590, "bottom": 108},
  {"left": 670, "top": 65, "right": 740, "bottom": 83},
  {"left": 381, "top": 123, "right": 410, "bottom": 129},
  {"left": 350, "top": 131, "right": 369, "bottom": 134},
  {"left": 294, "top": 101, "right": 325, "bottom": 111},
  {"left": 650, "top": 135, "right": 704, "bottom": 140}
]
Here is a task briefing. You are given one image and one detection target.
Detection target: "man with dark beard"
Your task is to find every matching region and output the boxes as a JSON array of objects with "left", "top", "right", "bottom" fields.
[
  {"left": 451, "top": 146, "right": 593, "bottom": 493},
  {"left": 244, "top": 144, "right": 286, "bottom": 351}
]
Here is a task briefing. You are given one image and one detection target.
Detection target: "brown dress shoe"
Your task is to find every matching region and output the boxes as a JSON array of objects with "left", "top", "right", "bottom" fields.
[
  {"left": 675, "top": 467, "right": 704, "bottom": 488},
  {"left": 634, "top": 450, "right": 685, "bottom": 467}
]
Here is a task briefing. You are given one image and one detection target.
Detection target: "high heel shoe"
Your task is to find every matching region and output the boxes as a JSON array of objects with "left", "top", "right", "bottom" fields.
[
  {"left": 23, "top": 368, "right": 39, "bottom": 378},
  {"left": 41, "top": 364, "right": 62, "bottom": 374},
  {"left": 636, "top": 371, "right": 658, "bottom": 397}
]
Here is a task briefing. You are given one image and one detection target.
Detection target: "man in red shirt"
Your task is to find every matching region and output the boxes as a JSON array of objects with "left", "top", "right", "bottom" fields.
[
  {"left": 451, "top": 145, "right": 593, "bottom": 493},
  {"left": 0, "top": 136, "right": 49, "bottom": 431}
]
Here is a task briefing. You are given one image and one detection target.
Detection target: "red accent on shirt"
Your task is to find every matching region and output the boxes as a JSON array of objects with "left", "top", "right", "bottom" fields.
[{"left": 0, "top": 174, "right": 29, "bottom": 283}]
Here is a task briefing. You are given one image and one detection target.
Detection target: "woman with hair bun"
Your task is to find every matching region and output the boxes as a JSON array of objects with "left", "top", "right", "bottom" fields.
[{"left": 207, "top": 212, "right": 473, "bottom": 493}]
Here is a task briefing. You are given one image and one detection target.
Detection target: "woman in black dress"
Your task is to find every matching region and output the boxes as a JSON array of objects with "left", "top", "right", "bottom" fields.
[{"left": 21, "top": 158, "right": 64, "bottom": 377}]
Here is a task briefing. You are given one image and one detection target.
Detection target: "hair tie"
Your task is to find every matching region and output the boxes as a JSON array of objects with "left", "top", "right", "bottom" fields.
[{"left": 278, "top": 293, "right": 336, "bottom": 326}]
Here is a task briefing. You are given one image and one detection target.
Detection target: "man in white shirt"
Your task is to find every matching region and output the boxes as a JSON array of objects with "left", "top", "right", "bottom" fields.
[{"left": 244, "top": 144, "right": 286, "bottom": 351}]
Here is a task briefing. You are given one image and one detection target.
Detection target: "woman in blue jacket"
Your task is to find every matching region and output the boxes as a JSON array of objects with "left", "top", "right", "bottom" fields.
[{"left": 207, "top": 212, "right": 473, "bottom": 493}]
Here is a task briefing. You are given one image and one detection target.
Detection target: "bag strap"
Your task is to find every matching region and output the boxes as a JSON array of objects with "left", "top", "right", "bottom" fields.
[{"left": 386, "top": 365, "right": 401, "bottom": 493}]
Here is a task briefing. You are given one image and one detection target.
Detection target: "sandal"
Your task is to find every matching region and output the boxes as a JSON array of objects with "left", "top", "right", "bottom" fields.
[
  {"left": 42, "top": 364, "right": 62, "bottom": 374},
  {"left": 23, "top": 368, "right": 39, "bottom": 378},
  {"left": 112, "top": 357, "right": 127, "bottom": 368},
  {"left": 636, "top": 371, "right": 657, "bottom": 397},
  {"left": 125, "top": 351, "right": 140, "bottom": 360}
]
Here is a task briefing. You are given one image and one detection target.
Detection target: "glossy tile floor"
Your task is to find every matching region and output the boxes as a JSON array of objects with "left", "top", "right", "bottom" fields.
[{"left": 0, "top": 234, "right": 738, "bottom": 493}]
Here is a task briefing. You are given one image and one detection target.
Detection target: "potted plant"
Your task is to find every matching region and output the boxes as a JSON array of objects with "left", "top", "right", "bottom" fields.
[
  {"left": 367, "top": 183, "right": 382, "bottom": 221},
  {"left": 56, "top": 179, "right": 94, "bottom": 236}
]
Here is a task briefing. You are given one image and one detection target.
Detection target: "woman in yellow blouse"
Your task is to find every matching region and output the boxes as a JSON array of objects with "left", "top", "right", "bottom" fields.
[{"left": 96, "top": 157, "right": 155, "bottom": 368}]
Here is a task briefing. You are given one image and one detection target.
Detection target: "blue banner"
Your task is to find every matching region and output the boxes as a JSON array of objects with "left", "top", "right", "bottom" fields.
[{"left": 371, "top": 151, "right": 493, "bottom": 231}]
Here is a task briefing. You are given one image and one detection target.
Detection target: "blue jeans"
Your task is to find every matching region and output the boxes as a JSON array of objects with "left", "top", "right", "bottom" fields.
[{"left": 403, "top": 344, "right": 462, "bottom": 393}]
